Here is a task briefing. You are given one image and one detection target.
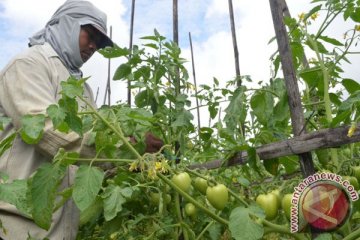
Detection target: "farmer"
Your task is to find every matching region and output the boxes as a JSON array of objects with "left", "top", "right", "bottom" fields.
[{"left": 0, "top": 0, "right": 162, "bottom": 239}]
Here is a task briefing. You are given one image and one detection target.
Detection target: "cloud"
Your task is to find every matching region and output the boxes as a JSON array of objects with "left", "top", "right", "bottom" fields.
[{"left": 0, "top": 0, "right": 359, "bottom": 110}]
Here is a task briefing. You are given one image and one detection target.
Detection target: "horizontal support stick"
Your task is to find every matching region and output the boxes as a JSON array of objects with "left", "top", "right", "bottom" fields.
[{"left": 189, "top": 124, "right": 358, "bottom": 170}]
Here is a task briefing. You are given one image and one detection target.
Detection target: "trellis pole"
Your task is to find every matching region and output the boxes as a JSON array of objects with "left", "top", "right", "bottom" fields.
[
  {"left": 269, "top": 0, "right": 315, "bottom": 177},
  {"left": 228, "top": 0, "right": 241, "bottom": 87},
  {"left": 173, "top": 0, "right": 181, "bottom": 163},
  {"left": 188, "top": 32, "right": 201, "bottom": 138},
  {"left": 128, "top": 0, "right": 136, "bottom": 106},
  {"left": 103, "top": 26, "right": 112, "bottom": 106}
]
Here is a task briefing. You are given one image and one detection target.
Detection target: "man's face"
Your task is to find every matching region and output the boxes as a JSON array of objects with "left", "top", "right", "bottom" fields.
[{"left": 79, "top": 25, "right": 102, "bottom": 62}]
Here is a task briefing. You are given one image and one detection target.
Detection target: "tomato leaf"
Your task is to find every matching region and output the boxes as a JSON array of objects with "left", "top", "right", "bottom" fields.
[
  {"left": 279, "top": 155, "right": 299, "bottom": 174},
  {"left": 47, "top": 104, "right": 67, "bottom": 130},
  {"left": 79, "top": 197, "right": 103, "bottom": 226},
  {"left": 101, "top": 184, "right": 132, "bottom": 221},
  {"left": 224, "top": 86, "right": 247, "bottom": 132},
  {"left": 171, "top": 109, "right": 193, "bottom": 128},
  {"left": 0, "top": 116, "right": 11, "bottom": 131},
  {"left": 314, "top": 233, "right": 333, "bottom": 240},
  {"left": 331, "top": 110, "right": 351, "bottom": 127},
  {"left": 73, "top": 165, "right": 104, "bottom": 211},
  {"left": 318, "top": 35, "right": 343, "bottom": 46},
  {"left": 0, "top": 179, "right": 31, "bottom": 217},
  {"left": 65, "top": 113, "right": 83, "bottom": 136},
  {"left": 98, "top": 45, "right": 129, "bottom": 58},
  {"left": 207, "top": 222, "right": 222, "bottom": 240},
  {"left": 263, "top": 158, "right": 279, "bottom": 175},
  {"left": 229, "top": 206, "right": 264, "bottom": 240},
  {"left": 60, "top": 77, "right": 85, "bottom": 98},
  {"left": 113, "top": 63, "right": 132, "bottom": 80},
  {"left": 29, "top": 163, "right": 67, "bottom": 230},
  {"left": 20, "top": 114, "right": 45, "bottom": 144},
  {"left": 350, "top": 7, "right": 360, "bottom": 22},
  {"left": 250, "top": 90, "right": 274, "bottom": 126},
  {"left": 342, "top": 78, "right": 360, "bottom": 95},
  {"left": 299, "top": 67, "right": 323, "bottom": 90}
]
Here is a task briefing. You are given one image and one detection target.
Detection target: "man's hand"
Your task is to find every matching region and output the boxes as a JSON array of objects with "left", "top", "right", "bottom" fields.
[{"left": 144, "top": 132, "right": 163, "bottom": 153}]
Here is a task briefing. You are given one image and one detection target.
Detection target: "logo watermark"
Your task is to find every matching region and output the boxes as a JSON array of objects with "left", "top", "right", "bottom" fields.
[{"left": 290, "top": 172, "right": 359, "bottom": 233}]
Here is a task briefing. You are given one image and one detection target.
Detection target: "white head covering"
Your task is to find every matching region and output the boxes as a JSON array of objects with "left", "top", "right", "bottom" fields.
[{"left": 29, "top": 0, "right": 113, "bottom": 78}]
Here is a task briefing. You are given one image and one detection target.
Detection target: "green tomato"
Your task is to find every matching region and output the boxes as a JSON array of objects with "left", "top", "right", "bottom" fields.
[
  {"left": 315, "top": 149, "right": 329, "bottom": 167},
  {"left": 172, "top": 172, "right": 191, "bottom": 192},
  {"left": 352, "top": 166, "right": 360, "bottom": 182},
  {"left": 206, "top": 184, "right": 229, "bottom": 210},
  {"left": 193, "top": 177, "right": 208, "bottom": 195},
  {"left": 185, "top": 203, "right": 197, "bottom": 217},
  {"left": 281, "top": 193, "right": 292, "bottom": 220},
  {"left": 256, "top": 193, "right": 279, "bottom": 220},
  {"left": 343, "top": 176, "right": 359, "bottom": 190},
  {"left": 270, "top": 189, "right": 281, "bottom": 209},
  {"left": 150, "top": 192, "right": 160, "bottom": 205},
  {"left": 150, "top": 192, "right": 171, "bottom": 205},
  {"left": 164, "top": 194, "right": 171, "bottom": 204}
]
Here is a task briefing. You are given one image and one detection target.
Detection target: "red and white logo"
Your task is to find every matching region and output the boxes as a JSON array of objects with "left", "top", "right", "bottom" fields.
[{"left": 301, "top": 182, "right": 350, "bottom": 231}]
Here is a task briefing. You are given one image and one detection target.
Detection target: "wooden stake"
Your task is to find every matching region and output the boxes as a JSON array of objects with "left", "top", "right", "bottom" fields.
[
  {"left": 128, "top": 0, "right": 136, "bottom": 106},
  {"left": 269, "top": 0, "right": 315, "bottom": 177},
  {"left": 188, "top": 32, "right": 201, "bottom": 138},
  {"left": 228, "top": 0, "right": 241, "bottom": 86},
  {"left": 103, "top": 26, "right": 112, "bottom": 106}
]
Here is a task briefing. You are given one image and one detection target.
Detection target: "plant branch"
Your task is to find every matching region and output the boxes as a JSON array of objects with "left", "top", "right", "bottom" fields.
[{"left": 78, "top": 95, "right": 142, "bottom": 160}]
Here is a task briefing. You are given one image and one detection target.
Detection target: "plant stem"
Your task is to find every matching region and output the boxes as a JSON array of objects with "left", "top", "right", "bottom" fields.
[
  {"left": 78, "top": 96, "right": 142, "bottom": 160},
  {"left": 174, "top": 192, "right": 189, "bottom": 240},
  {"left": 343, "top": 226, "right": 360, "bottom": 240},
  {"left": 196, "top": 220, "right": 214, "bottom": 240},
  {"left": 69, "top": 157, "right": 134, "bottom": 163},
  {"left": 305, "top": 33, "right": 339, "bottom": 169},
  {"left": 157, "top": 173, "right": 229, "bottom": 225},
  {"left": 260, "top": 219, "right": 308, "bottom": 240}
]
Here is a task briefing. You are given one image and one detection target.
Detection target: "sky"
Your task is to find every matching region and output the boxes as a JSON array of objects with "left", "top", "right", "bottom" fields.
[{"left": 0, "top": 0, "right": 359, "bottom": 125}]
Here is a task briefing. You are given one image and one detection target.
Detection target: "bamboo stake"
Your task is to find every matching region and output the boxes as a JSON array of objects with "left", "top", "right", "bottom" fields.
[
  {"left": 228, "top": 0, "right": 245, "bottom": 138},
  {"left": 128, "top": 0, "right": 136, "bottom": 106},
  {"left": 269, "top": 0, "right": 315, "bottom": 177},
  {"left": 188, "top": 32, "right": 201, "bottom": 139},
  {"left": 103, "top": 26, "right": 112, "bottom": 106},
  {"left": 94, "top": 86, "right": 99, "bottom": 105},
  {"left": 228, "top": 0, "right": 241, "bottom": 86},
  {"left": 173, "top": 0, "right": 181, "bottom": 163}
]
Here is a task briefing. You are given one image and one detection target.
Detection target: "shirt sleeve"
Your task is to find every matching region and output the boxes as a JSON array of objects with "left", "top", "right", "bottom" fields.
[{"left": 0, "top": 56, "right": 95, "bottom": 159}]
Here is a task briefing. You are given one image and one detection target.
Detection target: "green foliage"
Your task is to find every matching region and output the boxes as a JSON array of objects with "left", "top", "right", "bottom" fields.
[
  {"left": 229, "top": 206, "right": 264, "bottom": 240},
  {"left": 101, "top": 184, "right": 134, "bottom": 221},
  {"left": 20, "top": 114, "right": 45, "bottom": 144},
  {"left": 29, "top": 162, "right": 67, "bottom": 230},
  {"left": 0, "top": 179, "right": 31, "bottom": 217},
  {"left": 73, "top": 165, "right": 104, "bottom": 211},
  {"left": 0, "top": 116, "right": 11, "bottom": 131}
]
